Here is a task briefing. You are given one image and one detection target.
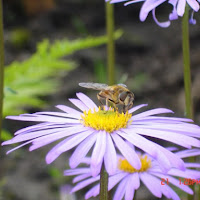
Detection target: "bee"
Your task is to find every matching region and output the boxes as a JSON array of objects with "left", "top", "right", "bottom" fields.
[{"left": 79, "top": 82, "right": 134, "bottom": 112}]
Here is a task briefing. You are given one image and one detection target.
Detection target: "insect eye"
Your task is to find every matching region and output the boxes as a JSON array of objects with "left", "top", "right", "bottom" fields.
[{"left": 119, "top": 91, "right": 128, "bottom": 101}]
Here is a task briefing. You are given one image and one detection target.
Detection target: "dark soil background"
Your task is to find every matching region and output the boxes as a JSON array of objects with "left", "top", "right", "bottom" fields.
[{"left": 1, "top": 0, "right": 200, "bottom": 199}]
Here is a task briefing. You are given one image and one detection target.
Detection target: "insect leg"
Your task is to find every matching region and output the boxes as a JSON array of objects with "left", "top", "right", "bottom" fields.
[
  {"left": 123, "top": 105, "right": 126, "bottom": 113},
  {"left": 97, "top": 93, "right": 104, "bottom": 108},
  {"left": 106, "top": 98, "right": 109, "bottom": 107}
]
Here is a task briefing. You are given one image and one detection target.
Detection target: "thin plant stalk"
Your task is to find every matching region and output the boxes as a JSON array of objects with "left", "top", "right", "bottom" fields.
[
  {"left": 182, "top": 6, "right": 195, "bottom": 200},
  {"left": 100, "top": 164, "right": 108, "bottom": 200},
  {"left": 182, "top": 6, "right": 193, "bottom": 120},
  {"left": 99, "top": 3, "right": 115, "bottom": 198},
  {"left": 0, "top": 0, "right": 4, "bottom": 140},
  {"left": 106, "top": 2, "right": 115, "bottom": 85}
]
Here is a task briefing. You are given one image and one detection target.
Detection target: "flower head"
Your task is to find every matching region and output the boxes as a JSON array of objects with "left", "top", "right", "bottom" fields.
[
  {"left": 2, "top": 92, "right": 200, "bottom": 176},
  {"left": 64, "top": 149, "right": 200, "bottom": 200},
  {"left": 81, "top": 107, "right": 132, "bottom": 133},
  {"left": 111, "top": 0, "right": 199, "bottom": 27}
]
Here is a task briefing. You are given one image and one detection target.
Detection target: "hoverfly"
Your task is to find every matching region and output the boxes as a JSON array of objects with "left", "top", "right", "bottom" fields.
[{"left": 79, "top": 82, "right": 134, "bottom": 112}]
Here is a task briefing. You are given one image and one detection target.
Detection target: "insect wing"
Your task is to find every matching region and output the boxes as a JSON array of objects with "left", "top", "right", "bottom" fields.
[
  {"left": 117, "top": 83, "right": 127, "bottom": 88},
  {"left": 79, "top": 82, "right": 108, "bottom": 90}
]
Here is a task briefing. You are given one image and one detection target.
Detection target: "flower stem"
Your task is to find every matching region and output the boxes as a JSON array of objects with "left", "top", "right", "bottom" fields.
[
  {"left": 100, "top": 164, "right": 108, "bottom": 200},
  {"left": 0, "top": 0, "right": 4, "bottom": 140},
  {"left": 105, "top": 2, "right": 115, "bottom": 85},
  {"left": 182, "top": 7, "right": 193, "bottom": 120},
  {"left": 182, "top": 6, "right": 195, "bottom": 200}
]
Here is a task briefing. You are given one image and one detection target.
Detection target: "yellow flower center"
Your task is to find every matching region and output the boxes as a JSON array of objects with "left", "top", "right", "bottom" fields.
[
  {"left": 118, "top": 156, "right": 151, "bottom": 173},
  {"left": 81, "top": 107, "right": 132, "bottom": 133}
]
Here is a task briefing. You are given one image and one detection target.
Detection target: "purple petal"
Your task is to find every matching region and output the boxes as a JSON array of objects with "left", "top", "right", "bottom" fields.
[
  {"left": 81, "top": 157, "right": 91, "bottom": 165},
  {"left": 91, "top": 131, "right": 107, "bottom": 166},
  {"left": 45, "top": 129, "right": 94, "bottom": 164},
  {"left": 187, "top": 0, "right": 199, "bottom": 11},
  {"left": 85, "top": 185, "right": 100, "bottom": 199},
  {"left": 130, "top": 173, "right": 140, "bottom": 189},
  {"left": 69, "top": 132, "right": 97, "bottom": 168},
  {"left": 152, "top": 9, "right": 170, "bottom": 28},
  {"left": 159, "top": 184, "right": 178, "bottom": 199},
  {"left": 6, "top": 140, "right": 34, "bottom": 154},
  {"left": 176, "top": 149, "right": 200, "bottom": 158},
  {"left": 63, "top": 168, "right": 90, "bottom": 176},
  {"left": 104, "top": 133, "right": 117, "bottom": 175},
  {"left": 124, "top": 0, "right": 145, "bottom": 5},
  {"left": 73, "top": 173, "right": 92, "bottom": 183},
  {"left": 14, "top": 122, "right": 53, "bottom": 135},
  {"left": 71, "top": 176, "right": 100, "bottom": 193},
  {"left": 185, "top": 163, "right": 200, "bottom": 168},
  {"left": 177, "top": 0, "right": 186, "bottom": 16},
  {"left": 111, "top": 133, "right": 141, "bottom": 170},
  {"left": 76, "top": 93, "right": 98, "bottom": 110},
  {"left": 162, "top": 185, "right": 180, "bottom": 200},
  {"left": 139, "top": 0, "right": 166, "bottom": 21},
  {"left": 34, "top": 111, "right": 77, "bottom": 118},
  {"left": 125, "top": 182, "right": 135, "bottom": 200},
  {"left": 132, "top": 108, "right": 173, "bottom": 120},
  {"left": 120, "top": 129, "right": 172, "bottom": 172},
  {"left": 133, "top": 116, "right": 193, "bottom": 122},
  {"left": 145, "top": 124, "right": 200, "bottom": 138},
  {"left": 6, "top": 114, "right": 79, "bottom": 123},
  {"left": 154, "top": 144, "right": 185, "bottom": 170},
  {"left": 125, "top": 174, "right": 139, "bottom": 200},
  {"left": 113, "top": 176, "right": 129, "bottom": 200},
  {"left": 4, "top": 126, "right": 85, "bottom": 146},
  {"left": 140, "top": 172, "right": 162, "bottom": 197},
  {"left": 119, "top": 129, "right": 157, "bottom": 158},
  {"left": 130, "top": 123, "right": 200, "bottom": 135},
  {"left": 169, "top": 10, "right": 179, "bottom": 20},
  {"left": 108, "top": 172, "right": 128, "bottom": 190},
  {"left": 168, "top": 168, "right": 200, "bottom": 179},
  {"left": 56, "top": 105, "right": 82, "bottom": 116},
  {"left": 110, "top": 0, "right": 127, "bottom": 3},
  {"left": 189, "top": 11, "right": 196, "bottom": 24},
  {"left": 160, "top": 185, "right": 172, "bottom": 199},
  {"left": 69, "top": 98, "right": 89, "bottom": 111},
  {"left": 91, "top": 160, "right": 103, "bottom": 177},
  {"left": 151, "top": 173, "right": 193, "bottom": 194},
  {"left": 169, "top": 0, "right": 179, "bottom": 21},
  {"left": 128, "top": 104, "right": 148, "bottom": 114},
  {"left": 29, "top": 127, "right": 89, "bottom": 151},
  {"left": 169, "top": 0, "right": 178, "bottom": 6},
  {"left": 134, "top": 127, "right": 200, "bottom": 148}
]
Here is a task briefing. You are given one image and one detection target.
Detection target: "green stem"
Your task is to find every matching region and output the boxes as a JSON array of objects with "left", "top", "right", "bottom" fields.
[
  {"left": 182, "top": 7, "right": 193, "bottom": 120},
  {"left": 182, "top": 6, "right": 194, "bottom": 200},
  {"left": 100, "top": 164, "right": 108, "bottom": 200},
  {"left": 105, "top": 2, "right": 115, "bottom": 85},
  {"left": 0, "top": 0, "right": 4, "bottom": 140}
]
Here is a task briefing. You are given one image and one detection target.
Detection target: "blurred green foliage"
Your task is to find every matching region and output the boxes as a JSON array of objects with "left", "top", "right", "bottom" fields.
[
  {"left": 1, "top": 129, "right": 12, "bottom": 141},
  {"left": 130, "top": 72, "right": 149, "bottom": 91},
  {"left": 48, "top": 167, "right": 63, "bottom": 180},
  {"left": 9, "top": 28, "right": 31, "bottom": 48},
  {"left": 94, "top": 59, "right": 107, "bottom": 83},
  {"left": 71, "top": 16, "right": 88, "bottom": 36}
]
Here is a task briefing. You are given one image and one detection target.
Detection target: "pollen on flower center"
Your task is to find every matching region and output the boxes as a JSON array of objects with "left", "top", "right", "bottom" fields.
[
  {"left": 118, "top": 156, "right": 151, "bottom": 173},
  {"left": 81, "top": 107, "right": 132, "bottom": 133}
]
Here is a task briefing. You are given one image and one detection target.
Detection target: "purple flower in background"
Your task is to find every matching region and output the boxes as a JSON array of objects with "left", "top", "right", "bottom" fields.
[
  {"left": 64, "top": 149, "right": 200, "bottom": 200},
  {"left": 111, "top": 0, "right": 199, "bottom": 27},
  {"left": 2, "top": 92, "right": 200, "bottom": 176}
]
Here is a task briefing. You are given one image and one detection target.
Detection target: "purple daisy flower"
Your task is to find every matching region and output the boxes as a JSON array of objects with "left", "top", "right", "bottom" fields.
[
  {"left": 2, "top": 92, "right": 200, "bottom": 176},
  {"left": 111, "top": 0, "right": 199, "bottom": 27},
  {"left": 64, "top": 149, "right": 200, "bottom": 200}
]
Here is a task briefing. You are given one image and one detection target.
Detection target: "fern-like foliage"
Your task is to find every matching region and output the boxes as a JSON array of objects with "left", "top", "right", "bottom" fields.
[{"left": 3, "top": 30, "right": 123, "bottom": 117}]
